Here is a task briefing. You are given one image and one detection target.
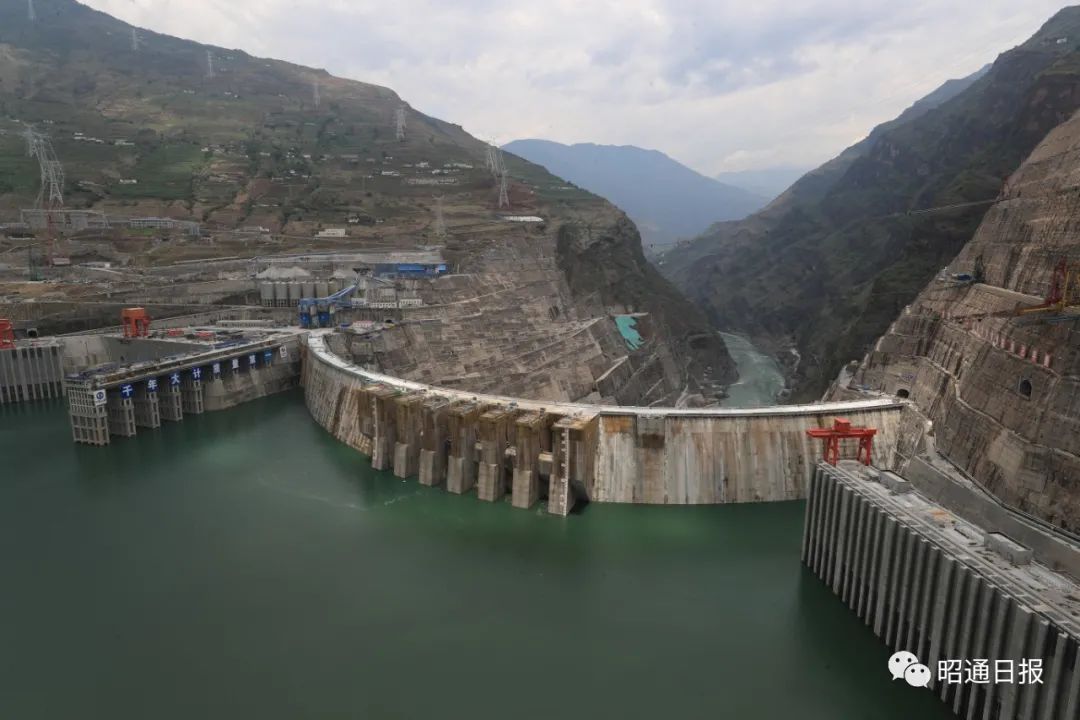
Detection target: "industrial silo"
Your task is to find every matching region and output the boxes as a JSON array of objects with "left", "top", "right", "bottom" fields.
[
  {"left": 316, "top": 280, "right": 330, "bottom": 298},
  {"left": 259, "top": 282, "right": 274, "bottom": 307},
  {"left": 302, "top": 280, "right": 316, "bottom": 299},
  {"left": 287, "top": 282, "right": 300, "bottom": 305}
]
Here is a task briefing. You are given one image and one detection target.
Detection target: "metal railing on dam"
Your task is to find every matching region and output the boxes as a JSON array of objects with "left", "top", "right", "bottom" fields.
[{"left": 303, "top": 331, "right": 907, "bottom": 514}]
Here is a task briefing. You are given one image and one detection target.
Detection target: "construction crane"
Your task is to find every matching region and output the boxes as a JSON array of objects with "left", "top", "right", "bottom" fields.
[
  {"left": 121, "top": 308, "right": 152, "bottom": 338},
  {"left": 949, "top": 258, "right": 1080, "bottom": 324},
  {"left": 1027, "top": 257, "right": 1080, "bottom": 317},
  {"left": 806, "top": 418, "right": 877, "bottom": 466}
]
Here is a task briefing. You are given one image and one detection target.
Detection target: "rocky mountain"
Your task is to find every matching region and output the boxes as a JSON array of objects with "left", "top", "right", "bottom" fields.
[
  {"left": 0, "top": 0, "right": 735, "bottom": 403},
  {"left": 502, "top": 139, "right": 766, "bottom": 252},
  {"left": 659, "top": 10, "right": 1080, "bottom": 401},
  {"left": 712, "top": 166, "right": 811, "bottom": 203},
  {"left": 842, "top": 108, "right": 1080, "bottom": 532}
]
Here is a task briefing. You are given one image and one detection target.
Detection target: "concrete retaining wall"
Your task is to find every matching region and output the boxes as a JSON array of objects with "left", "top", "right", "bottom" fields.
[{"left": 904, "top": 457, "right": 1080, "bottom": 581}]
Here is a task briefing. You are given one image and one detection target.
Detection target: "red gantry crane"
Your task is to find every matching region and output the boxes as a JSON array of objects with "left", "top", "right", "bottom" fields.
[
  {"left": 121, "top": 308, "right": 151, "bottom": 338},
  {"left": 806, "top": 418, "right": 877, "bottom": 466}
]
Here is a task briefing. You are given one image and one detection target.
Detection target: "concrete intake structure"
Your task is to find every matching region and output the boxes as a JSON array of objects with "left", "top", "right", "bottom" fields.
[
  {"left": 803, "top": 463, "right": 1080, "bottom": 720},
  {"left": 66, "top": 330, "right": 305, "bottom": 445},
  {"left": 0, "top": 338, "right": 65, "bottom": 404},
  {"left": 303, "top": 331, "right": 907, "bottom": 513}
]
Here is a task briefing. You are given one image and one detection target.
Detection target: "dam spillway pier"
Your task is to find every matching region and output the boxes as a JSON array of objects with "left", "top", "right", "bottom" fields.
[
  {"left": 803, "top": 462, "right": 1080, "bottom": 719},
  {"left": 64, "top": 327, "right": 304, "bottom": 445},
  {"left": 302, "top": 330, "right": 908, "bottom": 514}
]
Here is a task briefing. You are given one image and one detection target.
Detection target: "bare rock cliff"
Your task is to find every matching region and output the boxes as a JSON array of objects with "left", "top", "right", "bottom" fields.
[{"left": 846, "top": 110, "right": 1080, "bottom": 531}]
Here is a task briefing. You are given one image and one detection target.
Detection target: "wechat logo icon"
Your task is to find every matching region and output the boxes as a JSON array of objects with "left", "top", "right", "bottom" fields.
[{"left": 889, "top": 651, "right": 931, "bottom": 688}]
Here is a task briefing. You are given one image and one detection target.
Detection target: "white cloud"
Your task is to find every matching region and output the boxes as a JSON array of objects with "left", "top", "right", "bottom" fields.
[{"left": 83, "top": 0, "right": 1069, "bottom": 174}]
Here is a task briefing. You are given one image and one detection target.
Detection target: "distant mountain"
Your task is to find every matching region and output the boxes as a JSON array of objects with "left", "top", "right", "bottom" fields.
[
  {"left": 502, "top": 140, "right": 766, "bottom": 251},
  {"left": 713, "top": 166, "right": 811, "bottom": 202},
  {"left": 661, "top": 7, "right": 1080, "bottom": 401}
]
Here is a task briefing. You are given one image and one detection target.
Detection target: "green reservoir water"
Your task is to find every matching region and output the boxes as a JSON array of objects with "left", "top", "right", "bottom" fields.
[{"left": 0, "top": 392, "right": 951, "bottom": 720}]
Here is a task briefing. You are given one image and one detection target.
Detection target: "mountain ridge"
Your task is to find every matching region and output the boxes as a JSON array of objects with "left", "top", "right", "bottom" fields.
[
  {"left": 503, "top": 138, "right": 766, "bottom": 251},
  {"left": 0, "top": 0, "right": 736, "bottom": 402},
  {"left": 662, "top": 7, "right": 1080, "bottom": 400},
  {"left": 712, "top": 166, "right": 812, "bottom": 202}
]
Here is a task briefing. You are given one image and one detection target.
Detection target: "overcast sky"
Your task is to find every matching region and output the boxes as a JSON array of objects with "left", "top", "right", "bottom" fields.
[{"left": 84, "top": 0, "right": 1069, "bottom": 176}]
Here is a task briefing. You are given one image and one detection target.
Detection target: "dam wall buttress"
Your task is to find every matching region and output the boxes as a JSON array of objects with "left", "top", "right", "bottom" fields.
[{"left": 303, "top": 331, "right": 906, "bottom": 511}]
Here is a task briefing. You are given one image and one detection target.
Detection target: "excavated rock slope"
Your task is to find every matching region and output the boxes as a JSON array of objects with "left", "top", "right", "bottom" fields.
[
  {"left": 663, "top": 7, "right": 1080, "bottom": 400},
  {"left": 0, "top": 0, "right": 734, "bottom": 404},
  {"left": 848, "top": 110, "right": 1080, "bottom": 532}
]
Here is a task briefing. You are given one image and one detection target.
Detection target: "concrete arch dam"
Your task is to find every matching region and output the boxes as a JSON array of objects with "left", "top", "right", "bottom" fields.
[{"left": 303, "top": 331, "right": 906, "bottom": 515}]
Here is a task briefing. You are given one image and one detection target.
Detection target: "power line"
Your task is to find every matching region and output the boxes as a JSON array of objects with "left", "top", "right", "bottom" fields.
[{"left": 900, "top": 198, "right": 998, "bottom": 217}]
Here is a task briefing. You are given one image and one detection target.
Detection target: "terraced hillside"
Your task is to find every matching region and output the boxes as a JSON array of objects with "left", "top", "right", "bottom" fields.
[{"left": 0, "top": 0, "right": 734, "bottom": 404}]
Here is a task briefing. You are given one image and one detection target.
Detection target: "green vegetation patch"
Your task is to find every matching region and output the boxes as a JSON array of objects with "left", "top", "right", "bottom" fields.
[
  {"left": 0, "top": 137, "right": 38, "bottom": 195},
  {"left": 113, "top": 142, "right": 204, "bottom": 200}
]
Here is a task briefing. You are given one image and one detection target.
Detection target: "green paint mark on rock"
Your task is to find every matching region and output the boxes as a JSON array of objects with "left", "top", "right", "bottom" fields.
[{"left": 615, "top": 315, "right": 643, "bottom": 350}]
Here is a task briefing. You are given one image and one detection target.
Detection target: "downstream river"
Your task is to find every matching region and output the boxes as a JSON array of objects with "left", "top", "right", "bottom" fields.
[
  {"left": 720, "top": 331, "right": 787, "bottom": 407},
  {"left": 0, "top": 393, "right": 951, "bottom": 720}
]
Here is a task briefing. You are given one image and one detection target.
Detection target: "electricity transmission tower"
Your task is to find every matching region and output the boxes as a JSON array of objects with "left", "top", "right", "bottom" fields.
[
  {"left": 497, "top": 171, "right": 510, "bottom": 209},
  {"left": 27, "top": 0, "right": 35, "bottom": 22},
  {"left": 23, "top": 128, "right": 64, "bottom": 210},
  {"left": 395, "top": 106, "right": 407, "bottom": 141},
  {"left": 206, "top": 50, "right": 215, "bottom": 79},
  {"left": 23, "top": 126, "right": 65, "bottom": 267},
  {"left": 433, "top": 196, "right": 447, "bottom": 239},
  {"left": 313, "top": 80, "right": 320, "bottom": 108},
  {"left": 493, "top": 147, "right": 509, "bottom": 208},
  {"left": 485, "top": 144, "right": 498, "bottom": 175},
  {"left": 131, "top": 28, "right": 140, "bottom": 52}
]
